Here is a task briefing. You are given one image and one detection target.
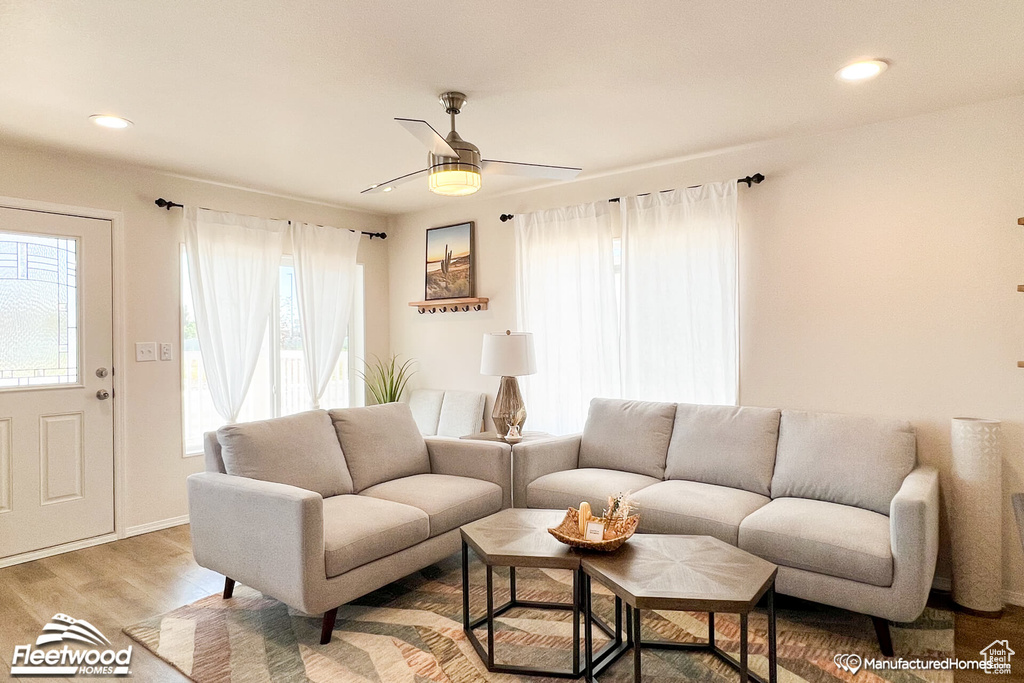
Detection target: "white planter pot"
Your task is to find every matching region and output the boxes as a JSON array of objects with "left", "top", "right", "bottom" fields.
[{"left": 949, "top": 417, "right": 1002, "bottom": 614}]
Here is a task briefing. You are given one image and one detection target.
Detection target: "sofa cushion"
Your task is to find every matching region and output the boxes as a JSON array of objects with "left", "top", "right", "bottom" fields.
[
  {"left": 408, "top": 389, "right": 445, "bottom": 435},
  {"left": 772, "top": 410, "right": 916, "bottom": 515},
  {"left": 322, "top": 495, "right": 429, "bottom": 577},
  {"left": 437, "top": 391, "right": 486, "bottom": 437},
  {"left": 579, "top": 398, "right": 676, "bottom": 479},
  {"left": 329, "top": 403, "right": 430, "bottom": 492},
  {"left": 738, "top": 497, "right": 893, "bottom": 587},
  {"left": 526, "top": 468, "right": 661, "bottom": 511},
  {"left": 630, "top": 480, "right": 771, "bottom": 545},
  {"left": 360, "top": 473, "right": 502, "bottom": 537},
  {"left": 217, "top": 410, "right": 353, "bottom": 497},
  {"left": 665, "top": 404, "right": 780, "bottom": 496}
]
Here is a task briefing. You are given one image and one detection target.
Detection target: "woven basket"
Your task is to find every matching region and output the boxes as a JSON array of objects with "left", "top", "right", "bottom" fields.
[{"left": 548, "top": 507, "right": 639, "bottom": 552}]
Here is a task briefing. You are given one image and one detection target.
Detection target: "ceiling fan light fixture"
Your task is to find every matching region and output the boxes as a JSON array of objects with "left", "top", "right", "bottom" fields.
[{"left": 429, "top": 168, "right": 481, "bottom": 196}]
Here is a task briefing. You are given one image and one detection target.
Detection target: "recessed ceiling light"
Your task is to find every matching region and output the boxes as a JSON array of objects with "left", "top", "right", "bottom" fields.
[
  {"left": 89, "top": 114, "right": 133, "bottom": 129},
  {"left": 382, "top": 186, "right": 394, "bottom": 192},
  {"left": 836, "top": 59, "right": 889, "bottom": 82}
]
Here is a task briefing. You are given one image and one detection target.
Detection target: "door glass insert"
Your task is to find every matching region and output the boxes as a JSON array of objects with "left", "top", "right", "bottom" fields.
[{"left": 0, "top": 231, "right": 79, "bottom": 387}]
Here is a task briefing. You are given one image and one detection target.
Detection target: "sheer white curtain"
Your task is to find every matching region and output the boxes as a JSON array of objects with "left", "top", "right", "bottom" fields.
[
  {"left": 185, "top": 207, "right": 287, "bottom": 422},
  {"left": 619, "top": 181, "right": 738, "bottom": 404},
  {"left": 290, "top": 222, "right": 361, "bottom": 409},
  {"left": 514, "top": 202, "right": 620, "bottom": 434}
]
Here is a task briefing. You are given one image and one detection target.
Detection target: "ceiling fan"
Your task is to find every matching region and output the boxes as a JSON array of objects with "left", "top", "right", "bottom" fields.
[{"left": 362, "top": 91, "right": 582, "bottom": 197}]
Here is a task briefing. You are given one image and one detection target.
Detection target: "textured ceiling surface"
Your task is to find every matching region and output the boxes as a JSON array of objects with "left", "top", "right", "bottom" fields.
[{"left": 0, "top": 1, "right": 1021, "bottom": 213}]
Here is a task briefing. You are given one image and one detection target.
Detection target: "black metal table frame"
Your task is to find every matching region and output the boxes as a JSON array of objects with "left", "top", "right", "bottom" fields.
[
  {"left": 461, "top": 540, "right": 631, "bottom": 678},
  {"left": 583, "top": 572, "right": 778, "bottom": 683}
]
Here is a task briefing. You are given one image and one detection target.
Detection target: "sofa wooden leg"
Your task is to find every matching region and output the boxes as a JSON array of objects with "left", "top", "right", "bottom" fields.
[
  {"left": 872, "top": 616, "right": 894, "bottom": 656},
  {"left": 223, "top": 577, "right": 235, "bottom": 599},
  {"left": 320, "top": 608, "right": 338, "bottom": 645}
]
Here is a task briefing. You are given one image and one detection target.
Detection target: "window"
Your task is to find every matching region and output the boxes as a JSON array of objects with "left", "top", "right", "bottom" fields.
[
  {"left": 0, "top": 232, "right": 79, "bottom": 387},
  {"left": 180, "top": 246, "right": 364, "bottom": 455}
]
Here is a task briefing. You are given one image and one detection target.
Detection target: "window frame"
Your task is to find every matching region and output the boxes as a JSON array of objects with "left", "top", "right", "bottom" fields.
[{"left": 179, "top": 245, "right": 365, "bottom": 457}]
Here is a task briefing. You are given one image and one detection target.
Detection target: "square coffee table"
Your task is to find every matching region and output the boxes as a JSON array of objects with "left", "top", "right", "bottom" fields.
[
  {"left": 581, "top": 534, "right": 778, "bottom": 683},
  {"left": 460, "top": 508, "right": 628, "bottom": 678}
]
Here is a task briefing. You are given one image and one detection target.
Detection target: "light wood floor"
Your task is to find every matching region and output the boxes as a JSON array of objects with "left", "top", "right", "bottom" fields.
[{"left": 0, "top": 526, "right": 1020, "bottom": 681}]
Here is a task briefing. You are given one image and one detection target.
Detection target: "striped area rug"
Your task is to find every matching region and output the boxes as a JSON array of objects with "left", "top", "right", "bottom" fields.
[{"left": 124, "top": 554, "right": 953, "bottom": 682}]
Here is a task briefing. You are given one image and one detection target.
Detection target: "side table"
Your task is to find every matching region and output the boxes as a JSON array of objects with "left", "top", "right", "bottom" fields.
[
  {"left": 460, "top": 509, "right": 627, "bottom": 678},
  {"left": 460, "top": 430, "right": 551, "bottom": 443},
  {"left": 581, "top": 535, "right": 778, "bottom": 683}
]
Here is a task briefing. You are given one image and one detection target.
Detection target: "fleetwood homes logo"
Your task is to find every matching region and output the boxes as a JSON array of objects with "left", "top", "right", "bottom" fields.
[{"left": 11, "top": 614, "right": 132, "bottom": 677}]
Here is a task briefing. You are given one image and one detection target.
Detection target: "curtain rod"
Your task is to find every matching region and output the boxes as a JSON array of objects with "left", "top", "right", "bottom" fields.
[
  {"left": 154, "top": 198, "right": 387, "bottom": 239},
  {"left": 497, "top": 173, "right": 764, "bottom": 223}
]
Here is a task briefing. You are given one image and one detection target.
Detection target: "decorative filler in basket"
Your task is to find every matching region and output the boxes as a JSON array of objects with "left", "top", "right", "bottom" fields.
[{"left": 548, "top": 492, "right": 639, "bottom": 552}]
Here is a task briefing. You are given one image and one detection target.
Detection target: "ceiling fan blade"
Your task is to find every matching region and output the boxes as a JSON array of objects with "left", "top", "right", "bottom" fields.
[
  {"left": 395, "top": 118, "right": 459, "bottom": 158},
  {"left": 481, "top": 159, "right": 582, "bottom": 180},
  {"left": 361, "top": 168, "right": 429, "bottom": 194}
]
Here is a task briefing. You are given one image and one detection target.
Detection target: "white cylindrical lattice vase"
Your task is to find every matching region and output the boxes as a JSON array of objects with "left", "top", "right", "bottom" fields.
[{"left": 949, "top": 417, "right": 1003, "bottom": 615}]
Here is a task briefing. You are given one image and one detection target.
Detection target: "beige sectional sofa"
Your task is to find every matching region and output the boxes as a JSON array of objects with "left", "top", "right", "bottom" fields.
[
  {"left": 513, "top": 398, "right": 939, "bottom": 655},
  {"left": 187, "top": 402, "right": 511, "bottom": 644}
]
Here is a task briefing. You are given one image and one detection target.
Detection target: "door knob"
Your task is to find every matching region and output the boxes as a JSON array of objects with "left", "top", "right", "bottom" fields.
[{"left": 96, "top": 389, "right": 110, "bottom": 400}]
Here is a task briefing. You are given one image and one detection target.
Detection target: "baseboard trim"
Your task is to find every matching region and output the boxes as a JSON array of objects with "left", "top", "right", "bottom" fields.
[
  {"left": 125, "top": 514, "right": 190, "bottom": 537},
  {"left": 932, "top": 575, "right": 1024, "bottom": 607},
  {"left": 0, "top": 533, "right": 118, "bottom": 569}
]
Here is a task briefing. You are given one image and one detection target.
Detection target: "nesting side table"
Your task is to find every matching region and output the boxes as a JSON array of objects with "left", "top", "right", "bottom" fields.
[
  {"left": 581, "top": 535, "right": 779, "bottom": 683},
  {"left": 460, "top": 508, "right": 628, "bottom": 678}
]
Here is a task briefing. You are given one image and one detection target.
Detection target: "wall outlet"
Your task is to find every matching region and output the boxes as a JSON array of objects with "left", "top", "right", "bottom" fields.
[
  {"left": 135, "top": 342, "right": 157, "bottom": 362},
  {"left": 160, "top": 343, "right": 173, "bottom": 361}
]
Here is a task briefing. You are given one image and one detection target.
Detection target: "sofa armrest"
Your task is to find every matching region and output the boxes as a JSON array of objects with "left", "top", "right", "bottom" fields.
[
  {"left": 512, "top": 434, "right": 581, "bottom": 508},
  {"left": 426, "top": 438, "right": 512, "bottom": 508},
  {"left": 187, "top": 472, "right": 325, "bottom": 612},
  {"left": 888, "top": 465, "right": 940, "bottom": 621}
]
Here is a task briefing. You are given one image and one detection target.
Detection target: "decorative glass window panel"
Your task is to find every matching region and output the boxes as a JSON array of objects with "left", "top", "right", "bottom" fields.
[{"left": 0, "top": 232, "right": 79, "bottom": 388}]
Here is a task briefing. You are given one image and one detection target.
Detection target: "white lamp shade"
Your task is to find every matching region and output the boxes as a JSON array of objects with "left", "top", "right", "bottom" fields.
[{"left": 480, "top": 331, "right": 536, "bottom": 377}]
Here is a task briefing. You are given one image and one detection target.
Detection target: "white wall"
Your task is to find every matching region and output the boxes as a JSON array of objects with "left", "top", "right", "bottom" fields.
[
  {"left": 0, "top": 140, "right": 389, "bottom": 534},
  {"left": 388, "top": 95, "right": 1024, "bottom": 602}
]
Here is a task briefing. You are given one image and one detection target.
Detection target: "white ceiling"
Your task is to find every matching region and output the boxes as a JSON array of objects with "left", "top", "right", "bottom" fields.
[{"left": 1, "top": 1, "right": 1022, "bottom": 214}]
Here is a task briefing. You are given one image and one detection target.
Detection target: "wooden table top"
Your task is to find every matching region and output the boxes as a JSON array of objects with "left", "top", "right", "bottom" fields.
[
  {"left": 580, "top": 534, "right": 777, "bottom": 611},
  {"left": 460, "top": 508, "right": 581, "bottom": 569}
]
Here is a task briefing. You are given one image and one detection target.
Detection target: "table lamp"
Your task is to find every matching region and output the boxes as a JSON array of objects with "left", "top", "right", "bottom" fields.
[{"left": 480, "top": 330, "right": 536, "bottom": 439}]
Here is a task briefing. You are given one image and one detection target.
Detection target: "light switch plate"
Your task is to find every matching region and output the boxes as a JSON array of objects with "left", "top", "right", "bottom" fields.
[
  {"left": 159, "top": 343, "right": 173, "bottom": 361},
  {"left": 135, "top": 342, "right": 157, "bottom": 362}
]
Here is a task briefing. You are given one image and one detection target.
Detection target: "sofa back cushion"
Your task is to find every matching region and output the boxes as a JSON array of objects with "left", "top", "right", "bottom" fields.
[
  {"left": 217, "top": 410, "right": 353, "bottom": 497},
  {"left": 665, "top": 404, "right": 780, "bottom": 496},
  {"left": 329, "top": 402, "right": 430, "bottom": 491},
  {"left": 579, "top": 398, "right": 676, "bottom": 479},
  {"left": 771, "top": 410, "right": 916, "bottom": 515}
]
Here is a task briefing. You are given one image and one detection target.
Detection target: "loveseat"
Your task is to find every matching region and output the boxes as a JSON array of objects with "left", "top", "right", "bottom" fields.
[
  {"left": 187, "top": 402, "right": 511, "bottom": 644},
  {"left": 513, "top": 398, "right": 939, "bottom": 655}
]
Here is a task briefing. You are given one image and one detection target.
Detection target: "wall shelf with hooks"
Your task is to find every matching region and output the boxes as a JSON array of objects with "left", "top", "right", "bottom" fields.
[{"left": 409, "top": 297, "right": 489, "bottom": 314}]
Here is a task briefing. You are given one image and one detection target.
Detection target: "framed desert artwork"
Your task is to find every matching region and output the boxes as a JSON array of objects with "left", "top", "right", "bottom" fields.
[{"left": 425, "top": 221, "right": 474, "bottom": 300}]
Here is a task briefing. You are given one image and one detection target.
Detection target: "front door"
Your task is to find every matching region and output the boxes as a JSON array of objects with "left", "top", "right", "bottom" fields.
[{"left": 0, "top": 206, "right": 114, "bottom": 560}]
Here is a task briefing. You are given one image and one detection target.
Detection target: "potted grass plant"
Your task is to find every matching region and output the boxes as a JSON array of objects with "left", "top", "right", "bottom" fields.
[{"left": 357, "top": 354, "right": 417, "bottom": 404}]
